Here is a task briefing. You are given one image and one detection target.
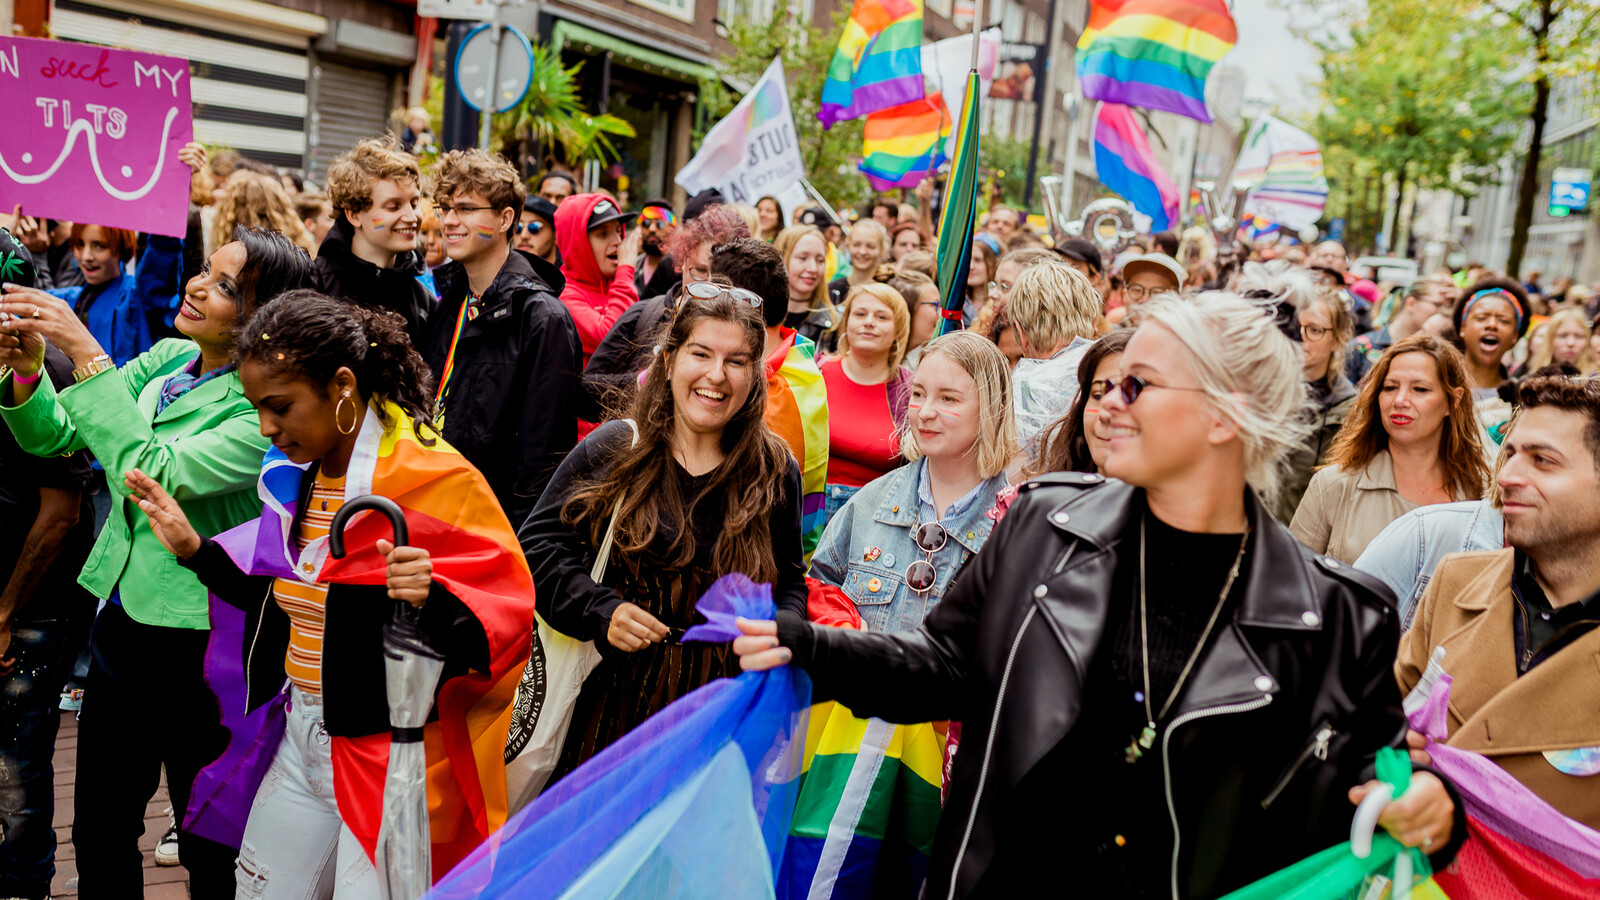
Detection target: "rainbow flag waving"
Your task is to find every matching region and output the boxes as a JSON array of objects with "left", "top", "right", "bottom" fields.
[
  {"left": 819, "top": 0, "right": 926, "bottom": 129},
  {"left": 860, "top": 93, "right": 950, "bottom": 190},
  {"left": 1233, "top": 115, "right": 1329, "bottom": 231},
  {"left": 1092, "top": 102, "right": 1180, "bottom": 231},
  {"left": 204, "top": 402, "right": 535, "bottom": 881},
  {"left": 1076, "top": 0, "right": 1237, "bottom": 123}
]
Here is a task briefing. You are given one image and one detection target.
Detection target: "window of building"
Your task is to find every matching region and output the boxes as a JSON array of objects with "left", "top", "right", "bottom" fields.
[{"left": 633, "top": 0, "right": 695, "bottom": 24}]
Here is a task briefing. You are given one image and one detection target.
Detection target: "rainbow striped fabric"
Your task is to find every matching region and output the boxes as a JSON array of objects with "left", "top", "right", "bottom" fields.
[
  {"left": 934, "top": 70, "right": 980, "bottom": 337},
  {"left": 819, "top": 0, "right": 926, "bottom": 129},
  {"left": 1092, "top": 102, "right": 1180, "bottom": 231},
  {"left": 860, "top": 93, "right": 951, "bottom": 190},
  {"left": 780, "top": 704, "right": 946, "bottom": 898},
  {"left": 765, "top": 331, "right": 830, "bottom": 561},
  {"left": 1075, "top": 0, "right": 1237, "bottom": 122},
  {"left": 209, "top": 402, "right": 535, "bottom": 880},
  {"left": 1233, "top": 115, "right": 1329, "bottom": 231}
]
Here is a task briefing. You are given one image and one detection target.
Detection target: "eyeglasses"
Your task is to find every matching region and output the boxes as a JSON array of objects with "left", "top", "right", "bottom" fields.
[
  {"left": 1124, "top": 283, "right": 1168, "bottom": 302},
  {"left": 437, "top": 204, "right": 497, "bottom": 217},
  {"left": 1115, "top": 374, "right": 1209, "bottom": 405},
  {"left": 995, "top": 280, "right": 1017, "bottom": 294},
  {"left": 1300, "top": 323, "right": 1332, "bottom": 340},
  {"left": 904, "top": 522, "right": 948, "bottom": 595},
  {"left": 677, "top": 280, "right": 764, "bottom": 311}
]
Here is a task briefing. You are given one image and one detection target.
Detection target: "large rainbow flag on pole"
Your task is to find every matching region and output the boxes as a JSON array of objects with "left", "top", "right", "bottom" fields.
[
  {"left": 197, "top": 403, "right": 535, "bottom": 881},
  {"left": 1092, "top": 102, "right": 1180, "bottom": 232},
  {"left": 819, "top": 0, "right": 926, "bottom": 129},
  {"left": 1075, "top": 0, "right": 1237, "bottom": 123},
  {"left": 933, "top": 67, "right": 980, "bottom": 337},
  {"left": 859, "top": 93, "right": 950, "bottom": 190}
]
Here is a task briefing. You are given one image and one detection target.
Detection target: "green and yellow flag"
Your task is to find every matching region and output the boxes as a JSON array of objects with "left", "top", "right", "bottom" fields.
[{"left": 934, "top": 70, "right": 981, "bottom": 336}]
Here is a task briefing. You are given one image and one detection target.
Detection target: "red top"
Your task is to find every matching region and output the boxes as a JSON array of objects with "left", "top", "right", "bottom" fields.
[{"left": 819, "top": 357, "right": 910, "bottom": 488}]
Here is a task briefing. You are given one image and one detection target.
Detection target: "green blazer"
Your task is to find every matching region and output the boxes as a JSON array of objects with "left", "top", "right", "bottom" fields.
[{"left": 1, "top": 339, "right": 268, "bottom": 629}]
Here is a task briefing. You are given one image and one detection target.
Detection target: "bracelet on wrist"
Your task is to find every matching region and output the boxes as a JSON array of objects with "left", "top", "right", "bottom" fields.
[{"left": 9, "top": 368, "right": 41, "bottom": 385}]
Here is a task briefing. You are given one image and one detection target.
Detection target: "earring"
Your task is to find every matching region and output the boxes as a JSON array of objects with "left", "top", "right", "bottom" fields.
[{"left": 335, "top": 390, "right": 358, "bottom": 435}]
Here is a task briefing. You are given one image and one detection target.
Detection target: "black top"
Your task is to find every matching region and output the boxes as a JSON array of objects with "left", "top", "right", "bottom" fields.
[
  {"left": 0, "top": 345, "right": 96, "bottom": 626},
  {"left": 1513, "top": 550, "right": 1600, "bottom": 674},
  {"left": 312, "top": 217, "right": 438, "bottom": 353},
  {"left": 519, "top": 419, "right": 808, "bottom": 771},
  {"left": 985, "top": 505, "right": 1252, "bottom": 898},
  {"left": 580, "top": 292, "right": 673, "bottom": 422}
]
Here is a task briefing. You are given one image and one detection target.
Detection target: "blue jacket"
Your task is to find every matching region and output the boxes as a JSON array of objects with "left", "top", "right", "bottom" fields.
[
  {"left": 49, "top": 235, "right": 183, "bottom": 367},
  {"left": 809, "top": 460, "right": 1009, "bottom": 633},
  {"left": 1353, "top": 498, "right": 1503, "bottom": 630}
]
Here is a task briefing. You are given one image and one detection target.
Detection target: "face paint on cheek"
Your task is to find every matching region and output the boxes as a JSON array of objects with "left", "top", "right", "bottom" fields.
[
  {"left": 369, "top": 217, "right": 388, "bottom": 232},
  {"left": 474, "top": 224, "right": 496, "bottom": 241}
]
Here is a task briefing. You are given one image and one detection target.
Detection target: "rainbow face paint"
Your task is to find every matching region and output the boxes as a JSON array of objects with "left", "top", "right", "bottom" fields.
[
  {"left": 369, "top": 217, "right": 388, "bottom": 232},
  {"left": 474, "top": 224, "right": 496, "bottom": 241}
]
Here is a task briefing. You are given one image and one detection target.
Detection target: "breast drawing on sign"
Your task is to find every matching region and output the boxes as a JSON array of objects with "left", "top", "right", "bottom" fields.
[{"left": 0, "top": 36, "right": 196, "bottom": 238}]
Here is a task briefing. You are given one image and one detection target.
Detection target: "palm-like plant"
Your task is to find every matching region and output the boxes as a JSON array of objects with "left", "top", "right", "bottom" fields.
[
  {"left": 0, "top": 250, "right": 28, "bottom": 284},
  {"left": 498, "top": 44, "right": 635, "bottom": 167}
]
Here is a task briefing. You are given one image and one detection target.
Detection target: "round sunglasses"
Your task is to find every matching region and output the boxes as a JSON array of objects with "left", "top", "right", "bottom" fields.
[{"left": 904, "top": 521, "right": 949, "bottom": 595}]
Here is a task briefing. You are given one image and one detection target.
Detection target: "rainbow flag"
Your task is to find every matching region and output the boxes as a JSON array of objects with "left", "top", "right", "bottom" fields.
[
  {"left": 765, "top": 331, "right": 829, "bottom": 561},
  {"left": 934, "top": 69, "right": 980, "bottom": 337},
  {"left": 1233, "top": 115, "right": 1329, "bottom": 231},
  {"left": 1076, "top": 0, "right": 1237, "bottom": 122},
  {"left": 779, "top": 704, "right": 945, "bottom": 898},
  {"left": 819, "top": 0, "right": 926, "bottom": 130},
  {"left": 860, "top": 93, "right": 950, "bottom": 190},
  {"left": 204, "top": 402, "right": 535, "bottom": 880},
  {"left": 676, "top": 57, "right": 806, "bottom": 204},
  {"left": 1092, "top": 102, "right": 1180, "bottom": 231}
]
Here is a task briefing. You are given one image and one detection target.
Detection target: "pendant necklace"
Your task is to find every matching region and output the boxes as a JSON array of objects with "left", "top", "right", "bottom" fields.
[{"left": 1125, "top": 513, "right": 1250, "bottom": 763}]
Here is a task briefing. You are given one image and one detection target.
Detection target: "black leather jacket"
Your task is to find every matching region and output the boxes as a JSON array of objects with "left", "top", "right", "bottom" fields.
[{"left": 780, "top": 472, "right": 1462, "bottom": 899}]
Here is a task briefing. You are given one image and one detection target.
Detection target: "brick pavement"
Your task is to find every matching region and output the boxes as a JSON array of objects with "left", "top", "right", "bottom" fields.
[{"left": 50, "top": 714, "right": 191, "bottom": 899}]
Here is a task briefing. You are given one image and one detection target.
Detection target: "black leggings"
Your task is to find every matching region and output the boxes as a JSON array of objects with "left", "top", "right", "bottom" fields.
[{"left": 71, "top": 602, "right": 237, "bottom": 899}]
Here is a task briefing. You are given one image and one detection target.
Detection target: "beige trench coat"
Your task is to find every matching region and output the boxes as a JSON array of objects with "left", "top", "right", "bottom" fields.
[{"left": 1290, "top": 451, "right": 1421, "bottom": 564}]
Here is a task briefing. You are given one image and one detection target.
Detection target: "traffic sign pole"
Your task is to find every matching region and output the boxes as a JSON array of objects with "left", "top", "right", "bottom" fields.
[{"left": 479, "top": 12, "right": 503, "bottom": 150}]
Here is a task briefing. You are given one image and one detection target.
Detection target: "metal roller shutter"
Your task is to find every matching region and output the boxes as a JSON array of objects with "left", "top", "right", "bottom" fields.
[
  {"left": 51, "top": 0, "right": 313, "bottom": 170},
  {"left": 308, "top": 61, "right": 393, "bottom": 181}
]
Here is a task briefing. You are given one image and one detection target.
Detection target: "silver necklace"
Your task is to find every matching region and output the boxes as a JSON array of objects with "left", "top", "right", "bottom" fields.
[{"left": 1124, "top": 514, "right": 1250, "bottom": 764}]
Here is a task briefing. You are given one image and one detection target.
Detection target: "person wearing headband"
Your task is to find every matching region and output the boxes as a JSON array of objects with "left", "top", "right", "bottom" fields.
[
  {"left": 633, "top": 201, "right": 679, "bottom": 299},
  {"left": 1453, "top": 276, "right": 1530, "bottom": 441}
]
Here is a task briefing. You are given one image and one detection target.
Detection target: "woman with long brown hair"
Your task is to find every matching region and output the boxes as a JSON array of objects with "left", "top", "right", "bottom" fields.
[
  {"left": 1026, "top": 329, "right": 1132, "bottom": 476},
  {"left": 519, "top": 285, "right": 806, "bottom": 776},
  {"left": 1292, "top": 333, "right": 1490, "bottom": 563}
]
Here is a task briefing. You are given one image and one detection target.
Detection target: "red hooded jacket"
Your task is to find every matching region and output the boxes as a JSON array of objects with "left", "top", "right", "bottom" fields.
[{"left": 555, "top": 193, "right": 640, "bottom": 361}]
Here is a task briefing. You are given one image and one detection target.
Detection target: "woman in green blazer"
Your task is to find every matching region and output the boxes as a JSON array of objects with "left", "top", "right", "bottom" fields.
[{"left": 0, "top": 226, "right": 313, "bottom": 898}]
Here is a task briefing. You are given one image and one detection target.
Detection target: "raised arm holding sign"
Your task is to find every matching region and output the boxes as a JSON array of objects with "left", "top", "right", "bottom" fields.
[{"left": 0, "top": 36, "right": 195, "bottom": 238}]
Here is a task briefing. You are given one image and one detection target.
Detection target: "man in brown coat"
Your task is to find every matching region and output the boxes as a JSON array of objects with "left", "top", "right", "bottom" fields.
[{"left": 1397, "top": 375, "right": 1600, "bottom": 829}]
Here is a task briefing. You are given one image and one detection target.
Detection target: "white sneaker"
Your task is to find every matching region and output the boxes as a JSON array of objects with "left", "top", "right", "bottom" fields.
[{"left": 154, "top": 807, "right": 180, "bottom": 867}]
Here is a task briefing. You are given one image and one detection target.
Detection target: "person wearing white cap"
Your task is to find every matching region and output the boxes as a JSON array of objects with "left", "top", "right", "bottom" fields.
[{"left": 1110, "top": 252, "right": 1185, "bottom": 326}]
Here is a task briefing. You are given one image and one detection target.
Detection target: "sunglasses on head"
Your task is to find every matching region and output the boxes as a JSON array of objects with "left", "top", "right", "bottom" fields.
[{"left": 675, "top": 280, "right": 764, "bottom": 312}]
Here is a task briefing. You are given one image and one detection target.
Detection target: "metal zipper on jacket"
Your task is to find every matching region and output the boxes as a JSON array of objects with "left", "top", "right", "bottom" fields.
[
  {"left": 1259, "top": 723, "right": 1335, "bottom": 810},
  {"left": 1161, "top": 695, "right": 1274, "bottom": 900},
  {"left": 243, "top": 583, "right": 272, "bottom": 713},
  {"left": 946, "top": 542, "right": 1075, "bottom": 900}
]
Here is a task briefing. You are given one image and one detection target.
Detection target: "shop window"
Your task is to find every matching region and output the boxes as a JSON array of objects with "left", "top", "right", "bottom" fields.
[{"left": 632, "top": 0, "right": 695, "bottom": 24}]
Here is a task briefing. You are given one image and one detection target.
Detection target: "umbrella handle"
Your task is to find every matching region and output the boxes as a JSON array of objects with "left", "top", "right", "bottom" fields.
[{"left": 328, "top": 495, "right": 410, "bottom": 559}]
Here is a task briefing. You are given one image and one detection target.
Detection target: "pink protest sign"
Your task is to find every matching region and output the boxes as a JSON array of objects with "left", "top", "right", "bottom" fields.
[{"left": 0, "top": 37, "right": 194, "bottom": 238}]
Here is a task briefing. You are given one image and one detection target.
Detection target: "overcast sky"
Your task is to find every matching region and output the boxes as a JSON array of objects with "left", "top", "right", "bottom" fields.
[{"left": 1227, "top": 0, "right": 1324, "bottom": 114}]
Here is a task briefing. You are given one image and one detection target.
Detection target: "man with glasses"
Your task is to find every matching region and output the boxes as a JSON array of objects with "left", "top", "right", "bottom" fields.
[
  {"left": 423, "top": 148, "right": 581, "bottom": 522},
  {"left": 1347, "top": 280, "right": 1449, "bottom": 383},
  {"left": 1117, "top": 252, "right": 1185, "bottom": 324}
]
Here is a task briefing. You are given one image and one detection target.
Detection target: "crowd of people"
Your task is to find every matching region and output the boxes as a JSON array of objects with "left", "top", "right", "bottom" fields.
[{"left": 0, "top": 130, "right": 1597, "bottom": 900}]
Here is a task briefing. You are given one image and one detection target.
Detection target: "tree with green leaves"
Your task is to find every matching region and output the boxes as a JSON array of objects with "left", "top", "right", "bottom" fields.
[{"left": 1308, "top": 0, "right": 1523, "bottom": 255}]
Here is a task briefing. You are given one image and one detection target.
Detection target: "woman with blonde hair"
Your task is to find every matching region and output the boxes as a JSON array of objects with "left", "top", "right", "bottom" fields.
[
  {"left": 809, "top": 330, "right": 1018, "bottom": 630},
  {"left": 773, "top": 224, "right": 837, "bottom": 348},
  {"left": 1292, "top": 333, "right": 1490, "bottom": 563},
  {"left": 726, "top": 204, "right": 763, "bottom": 239},
  {"left": 818, "top": 282, "right": 915, "bottom": 520},
  {"left": 209, "top": 171, "right": 317, "bottom": 256},
  {"left": 835, "top": 219, "right": 889, "bottom": 297},
  {"left": 1522, "top": 307, "right": 1597, "bottom": 374}
]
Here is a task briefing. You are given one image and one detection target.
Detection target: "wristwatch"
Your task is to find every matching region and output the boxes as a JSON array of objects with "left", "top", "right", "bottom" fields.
[{"left": 72, "top": 355, "right": 114, "bottom": 383}]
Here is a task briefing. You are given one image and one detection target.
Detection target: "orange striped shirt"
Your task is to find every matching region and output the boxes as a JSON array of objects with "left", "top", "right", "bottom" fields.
[{"left": 272, "top": 471, "right": 346, "bottom": 695}]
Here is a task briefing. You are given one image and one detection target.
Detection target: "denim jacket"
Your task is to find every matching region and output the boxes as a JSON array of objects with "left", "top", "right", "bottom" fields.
[
  {"left": 1353, "top": 498, "right": 1504, "bottom": 630},
  {"left": 808, "top": 461, "right": 1009, "bottom": 633}
]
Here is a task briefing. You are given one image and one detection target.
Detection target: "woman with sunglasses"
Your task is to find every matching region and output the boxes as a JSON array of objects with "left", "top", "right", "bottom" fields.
[
  {"left": 521, "top": 282, "right": 806, "bottom": 777},
  {"left": 811, "top": 331, "right": 1016, "bottom": 632},
  {"left": 735, "top": 291, "right": 1462, "bottom": 899}
]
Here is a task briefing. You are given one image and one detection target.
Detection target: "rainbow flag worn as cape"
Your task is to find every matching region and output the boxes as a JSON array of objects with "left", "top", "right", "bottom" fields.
[
  {"left": 860, "top": 94, "right": 951, "bottom": 191},
  {"left": 1093, "top": 102, "right": 1180, "bottom": 232},
  {"left": 779, "top": 704, "right": 945, "bottom": 898},
  {"left": 205, "top": 402, "right": 535, "bottom": 880},
  {"left": 819, "top": 0, "right": 926, "bottom": 129},
  {"left": 766, "top": 330, "right": 829, "bottom": 562},
  {"left": 1076, "top": 0, "right": 1236, "bottom": 123}
]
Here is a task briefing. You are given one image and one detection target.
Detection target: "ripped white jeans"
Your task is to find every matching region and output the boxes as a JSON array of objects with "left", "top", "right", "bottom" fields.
[{"left": 236, "top": 686, "right": 380, "bottom": 900}]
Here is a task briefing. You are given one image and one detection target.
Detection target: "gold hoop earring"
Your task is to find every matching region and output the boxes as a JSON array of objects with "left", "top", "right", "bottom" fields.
[{"left": 335, "top": 392, "right": 358, "bottom": 435}]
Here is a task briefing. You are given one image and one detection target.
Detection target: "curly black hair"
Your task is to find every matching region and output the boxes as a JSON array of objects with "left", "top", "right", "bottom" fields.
[{"left": 236, "top": 290, "right": 437, "bottom": 444}]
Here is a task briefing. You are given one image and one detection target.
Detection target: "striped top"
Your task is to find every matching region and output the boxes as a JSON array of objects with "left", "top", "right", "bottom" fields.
[{"left": 272, "top": 470, "right": 347, "bottom": 695}]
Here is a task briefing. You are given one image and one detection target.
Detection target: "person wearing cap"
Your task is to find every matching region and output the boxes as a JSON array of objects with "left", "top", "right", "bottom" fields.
[
  {"left": 516, "top": 195, "right": 560, "bottom": 265},
  {"left": 425, "top": 149, "right": 581, "bottom": 522},
  {"left": 633, "top": 200, "right": 680, "bottom": 300},
  {"left": 555, "top": 194, "right": 643, "bottom": 367},
  {"left": 0, "top": 228, "right": 97, "bottom": 900},
  {"left": 682, "top": 188, "right": 726, "bottom": 222},
  {"left": 536, "top": 171, "right": 577, "bottom": 205},
  {"left": 1055, "top": 237, "right": 1108, "bottom": 308},
  {"left": 1109, "top": 252, "right": 1185, "bottom": 327}
]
